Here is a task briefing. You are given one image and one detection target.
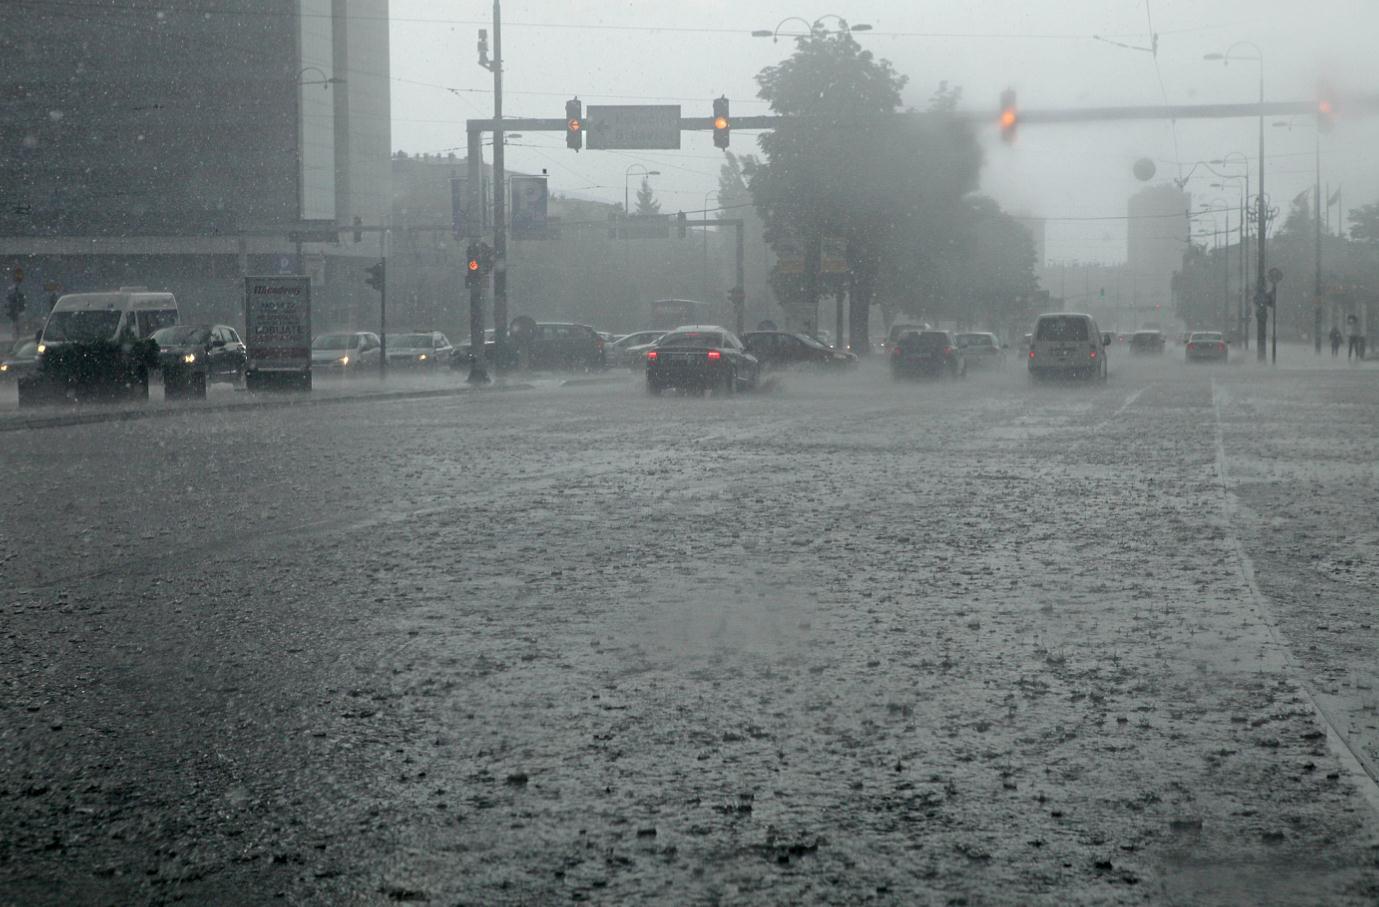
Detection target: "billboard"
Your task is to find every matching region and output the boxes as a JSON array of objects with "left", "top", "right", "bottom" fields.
[{"left": 510, "top": 176, "right": 548, "bottom": 238}]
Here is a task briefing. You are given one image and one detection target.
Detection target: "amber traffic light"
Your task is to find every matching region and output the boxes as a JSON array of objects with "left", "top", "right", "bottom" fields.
[
  {"left": 999, "top": 89, "right": 1018, "bottom": 144},
  {"left": 565, "top": 98, "right": 583, "bottom": 151},
  {"left": 713, "top": 96, "right": 730, "bottom": 149}
]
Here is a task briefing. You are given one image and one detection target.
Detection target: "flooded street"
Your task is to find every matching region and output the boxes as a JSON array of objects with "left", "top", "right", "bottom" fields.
[{"left": 3, "top": 356, "right": 1377, "bottom": 905}]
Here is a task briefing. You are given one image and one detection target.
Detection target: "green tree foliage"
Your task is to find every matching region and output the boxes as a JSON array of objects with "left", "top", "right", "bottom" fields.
[
  {"left": 1348, "top": 202, "right": 1379, "bottom": 244},
  {"left": 634, "top": 177, "right": 661, "bottom": 216},
  {"left": 744, "top": 28, "right": 1021, "bottom": 348}
]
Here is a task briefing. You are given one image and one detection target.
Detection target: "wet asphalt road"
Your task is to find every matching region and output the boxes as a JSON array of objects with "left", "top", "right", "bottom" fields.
[{"left": 3, "top": 350, "right": 1379, "bottom": 905}]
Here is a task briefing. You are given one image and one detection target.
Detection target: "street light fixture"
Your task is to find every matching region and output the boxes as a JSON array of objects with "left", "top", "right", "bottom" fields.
[
  {"left": 623, "top": 165, "right": 661, "bottom": 215},
  {"left": 1205, "top": 40, "right": 1270, "bottom": 361},
  {"left": 751, "top": 14, "right": 872, "bottom": 41}
]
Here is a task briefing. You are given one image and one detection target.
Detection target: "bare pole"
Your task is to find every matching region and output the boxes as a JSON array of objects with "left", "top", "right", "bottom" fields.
[
  {"left": 1314, "top": 125, "right": 1323, "bottom": 354},
  {"left": 466, "top": 126, "right": 488, "bottom": 384}
]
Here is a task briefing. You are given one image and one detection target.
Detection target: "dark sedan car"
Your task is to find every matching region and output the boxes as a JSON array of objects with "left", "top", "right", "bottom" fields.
[
  {"left": 955, "top": 332, "right": 1005, "bottom": 369},
  {"left": 152, "top": 324, "right": 247, "bottom": 398},
  {"left": 1129, "top": 330, "right": 1166, "bottom": 355},
  {"left": 645, "top": 325, "right": 759, "bottom": 395},
  {"left": 742, "top": 331, "right": 858, "bottom": 371},
  {"left": 890, "top": 330, "right": 967, "bottom": 380},
  {"left": 0, "top": 339, "right": 39, "bottom": 382}
]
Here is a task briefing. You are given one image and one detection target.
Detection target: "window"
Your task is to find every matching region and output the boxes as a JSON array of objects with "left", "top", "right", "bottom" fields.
[
  {"left": 136, "top": 309, "right": 178, "bottom": 337},
  {"left": 1036, "top": 318, "right": 1089, "bottom": 342}
]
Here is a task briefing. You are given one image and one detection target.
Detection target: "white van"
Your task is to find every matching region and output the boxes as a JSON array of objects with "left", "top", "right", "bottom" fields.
[
  {"left": 1028, "top": 312, "right": 1109, "bottom": 382},
  {"left": 37, "top": 287, "right": 179, "bottom": 353}
]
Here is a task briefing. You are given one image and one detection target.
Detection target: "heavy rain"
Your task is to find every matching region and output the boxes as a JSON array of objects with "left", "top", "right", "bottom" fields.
[{"left": 3, "top": 2, "right": 1379, "bottom": 904}]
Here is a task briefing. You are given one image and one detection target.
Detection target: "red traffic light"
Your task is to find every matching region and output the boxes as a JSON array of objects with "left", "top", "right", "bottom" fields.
[
  {"left": 467, "top": 258, "right": 480, "bottom": 272},
  {"left": 565, "top": 97, "right": 583, "bottom": 151},
  {"left": 712, "top": 96, "right": 730, "bottom": 149},
  {"left": 998, "top": 88, "right": 1018, "bottom": 144}
]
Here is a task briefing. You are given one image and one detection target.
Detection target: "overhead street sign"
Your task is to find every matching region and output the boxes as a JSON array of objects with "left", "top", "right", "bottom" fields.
[{"left": 587, "top": 105, "right": 681, "bottom": 150}]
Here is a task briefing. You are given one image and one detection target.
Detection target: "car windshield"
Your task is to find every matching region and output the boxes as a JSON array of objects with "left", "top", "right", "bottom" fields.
[
  {"left": 42, "top": 309, "right": 123, "bottom": 343},
  {"left": 1191, "top": 333, "right": 1223, "bottom": 342},
  {"left": 957, "top": 333, "right": 994, "bottom": 347},
  {"left": 313, "top": 334, "right": 358, "bottom": 350},
  {"left": 796, "top": 334, "right": 829, "bottom": 350},
  {"left": 901, "top": 332, "right": 949, "bottom": 350},
  {"left": 888, "top": 324, "right": 923, "bottom": 340},
  {"left": 10, "top": 339, "right": 37, "bottom": 357},
  {"left": 1036, "top": 318, "right": 1089, "bottom": 341},
  {"left": 657, "top": 331, "right": 723, "bottom": 348},
  {"left": 152, "top": 326, "right": 210, "bottom": 346},
  {"left": 388, "top": 334, "right": 432, "bottom": 348}
]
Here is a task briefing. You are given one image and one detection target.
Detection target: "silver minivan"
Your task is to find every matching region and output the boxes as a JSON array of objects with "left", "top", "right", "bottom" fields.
[{"left": 1028, "top": 312, "right": 1109, "bottom": 382}]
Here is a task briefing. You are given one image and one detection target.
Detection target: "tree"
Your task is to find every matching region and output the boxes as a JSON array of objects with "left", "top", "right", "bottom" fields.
[
  {"left": 745, "top": 29, "right": 983, "bottom": 350},
  {"left": 634, "top": 178, "right": 661, "bottom": 216},
  {"left": 1349, "top": 202, "right": 1379, "bottom": 245}
]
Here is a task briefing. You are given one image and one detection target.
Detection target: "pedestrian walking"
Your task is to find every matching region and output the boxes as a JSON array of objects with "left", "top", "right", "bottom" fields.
[
  {"left": 1347, "top": 315, "right": 1364, "bottom": 361},
  {"left": 1330, "top": 325, "right": 1343, "bottom": 357}
]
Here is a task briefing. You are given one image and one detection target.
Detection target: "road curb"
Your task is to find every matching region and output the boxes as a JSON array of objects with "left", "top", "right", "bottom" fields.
[{"left": 0, "top": 381, "right": 535, "bottom": 434}]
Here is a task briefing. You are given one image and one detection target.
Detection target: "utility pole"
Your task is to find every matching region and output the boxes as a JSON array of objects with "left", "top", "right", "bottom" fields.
[
  {"left": 489, "top": 0, "right": 509, "bottom": 372},
  {"left": 379, "top": 227, "right": 388, "bottom": 378},
  {"left": 1313, "top": 127, "right": 1323, "bottom": 354},
  {"left": 734, "top": 221, "right": 745, "bottom": 337},
  {"left": 1255, "top": 70, "right": 1269, "bottom": 362},
  {"left": 465, "top": 125, "right": 489, "bottom": 384}
]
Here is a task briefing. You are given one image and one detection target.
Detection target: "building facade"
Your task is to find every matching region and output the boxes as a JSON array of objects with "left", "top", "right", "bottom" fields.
[
  {"left": 0, "top": 0, "right": 390, "bottom": 336},
  {"left": 1126, "top": 184, "right": 1190, "bottom": 323}
]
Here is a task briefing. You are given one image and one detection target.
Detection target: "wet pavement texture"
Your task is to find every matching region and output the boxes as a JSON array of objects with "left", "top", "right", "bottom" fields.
[{"left": 2, "top": 353, "right": 1378, "bottom": 905}]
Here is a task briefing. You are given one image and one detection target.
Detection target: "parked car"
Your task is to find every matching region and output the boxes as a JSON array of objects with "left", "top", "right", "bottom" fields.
[
  {"left": 312, "top": 331, "right": 382, "bottom": 374},
  {"left": 386, "top": 331, "right": 453, "bottom": 369},
  {"left": 645, "top": 325, "right": 759, "bottom": 395},
  {"left": 955, "top": 332, "right": 1005, "bottom": 369},
  {"left": 0, "top": 339, "right": 39, "bottom": 382},
  {"left": 606, "top": 330, "right": 666, "bottom": 368},
  {"left": 1185, "top": 331, "right": 1228, "bottom": 363},
  {"left": 890, "top": 329, "right": 967, "bottom": 380},
  {"left": 450, "top": 329, "right": 496, "bottom": 369},
  {"left": 1129, "top": 330, "right": 1166, "bottom": 355},
  {"left": 742, "top": 331, "right": 857, "bottom": 371},
  {"left": 1027, "top": 313, "right": 1108, "bottom": 382},
  {"left": 152, "top": 324, "right": 247, "bottom": 398}
]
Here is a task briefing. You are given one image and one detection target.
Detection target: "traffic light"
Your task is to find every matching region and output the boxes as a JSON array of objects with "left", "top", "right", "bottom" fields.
[
  {"left": 713, "top": 96, "right": 730, "bottom": 149},
  {"left": 999, "top": 89, "right": 1018, "bottom": 144},
  {"left": 465, "top": 242, "right": 482, "bottom": 287},
  {"left": 353, "top": 215, "right": 363, "bottom": 243},
  {"left": 566, "top": 98, "right": 582, "bottom": 151},
  {"left": 1317, "top": 95, "right": 1336, "bottom": 133},
  {"left": 676, "top": 211, "right": 687, "bottom": 239},
  {"left": 365, "top": 260, "right": 385, "bottom": 293}
]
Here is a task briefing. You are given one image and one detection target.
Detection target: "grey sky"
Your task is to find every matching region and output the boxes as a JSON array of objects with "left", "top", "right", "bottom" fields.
[{"left": 389, "top": 1, "right": 1379, "bottom": 264}]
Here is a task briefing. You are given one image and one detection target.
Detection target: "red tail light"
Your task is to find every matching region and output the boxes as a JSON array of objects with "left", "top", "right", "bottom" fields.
[
  {"left": 1028, "top": 350, "right": 1035, "bottom": 359},
  {"left": 647, "top": 350, "right": 658, "bottom": 361},
  {"left": 706, "top": 350, "right": 722, "bottom": 360},
  {"left": 891, "top": 346, "right": 903, "bottom": 357},
  {"left": 1187, "top": 343, "right": 1196, "bottom": 351},
  {"left": 1089, "top": 350, "right": 1097, "bottom": 359},
  {"left": 1218, "top": 342, "right": 1226, "bottom": 352},
  {"left": 943, "top": 346, "right": 953, "bottom": 356}
]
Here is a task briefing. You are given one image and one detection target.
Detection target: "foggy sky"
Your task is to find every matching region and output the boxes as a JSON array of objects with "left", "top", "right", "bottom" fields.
[{"left": 388, "top": 0, "right": 1379, "bottom": 265}]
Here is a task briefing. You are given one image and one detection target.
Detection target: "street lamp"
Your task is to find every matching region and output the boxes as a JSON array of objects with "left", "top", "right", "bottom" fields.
[
  {"left": 623, "top": 165, "right": 661, "bottom": 215},
  {"left": 1204, "top": 41, "right": 1269, "bottom": 361},
  {"left": 751, "top": 14, "right": 872, "bottom": 40},
  {"left": 297, "top": 66, "right": 345, "bottom": 90}
]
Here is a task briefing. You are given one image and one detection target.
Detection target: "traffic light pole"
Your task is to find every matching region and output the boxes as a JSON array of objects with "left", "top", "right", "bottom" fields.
[
  {"left": 489, "top": 0, "right": 510, "bottom": 374},
  {"left": 465, "top": 126, "right": 489, "bottom": 384}
]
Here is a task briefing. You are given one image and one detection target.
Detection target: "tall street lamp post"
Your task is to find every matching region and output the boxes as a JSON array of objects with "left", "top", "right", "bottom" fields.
[
  {"left": 1205, "top": 41, "right": 1269, "bottom": 362},
  {"left": 751, "top": 14, "right": 872, "bottom": 40},
  {"left": 623, "top": 165, "right": 661, "bottom": 217}
]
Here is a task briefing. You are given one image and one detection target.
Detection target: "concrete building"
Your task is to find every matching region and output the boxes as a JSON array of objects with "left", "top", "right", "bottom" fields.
[
  {"left": 0, "top": 0, "right": 391, "bottom": 336},
  {"left": 1126, "top": 184, "right": 1190, "bottom": 323}
]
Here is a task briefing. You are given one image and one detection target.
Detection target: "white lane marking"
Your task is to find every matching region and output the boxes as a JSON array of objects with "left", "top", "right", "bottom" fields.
[{"left": 1211, "top": 375, "right": 1379, "bottom": 816}]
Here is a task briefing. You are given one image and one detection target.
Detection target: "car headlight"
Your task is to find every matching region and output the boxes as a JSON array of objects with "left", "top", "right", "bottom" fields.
[
  {"left": 35, "top": 343, "right": 45, "bottom": 354},
  {"left": 418, "top": 353, "right": 428, "bottom": 361},
  {"left": 0, "top": 363, "right": 8, "bottom": 372},
  {"left": 182, "top": 353, "right": 196, "bottom": 364},
  {"left": 338, "top": 355, "right": 350, "bottom": 365}
]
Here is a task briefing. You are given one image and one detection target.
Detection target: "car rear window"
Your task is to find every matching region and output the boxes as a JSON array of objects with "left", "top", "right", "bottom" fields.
[
  {"left": 658, "top": 331, "right": 724, "bottom": 348},
  {"left": 901, "top": 332, "right": 948, "bottom": 351},
  {"left": 1036, "top": 318, "right": 1089, "bottom": 341}
]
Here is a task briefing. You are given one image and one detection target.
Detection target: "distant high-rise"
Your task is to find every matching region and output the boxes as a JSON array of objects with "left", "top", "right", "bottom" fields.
[
  {"left": 1126, "top": 185, "right": 1190, "bottom": 319},
  {"left": 0, "top": 0, "right": 391, "bottom": 328}
]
